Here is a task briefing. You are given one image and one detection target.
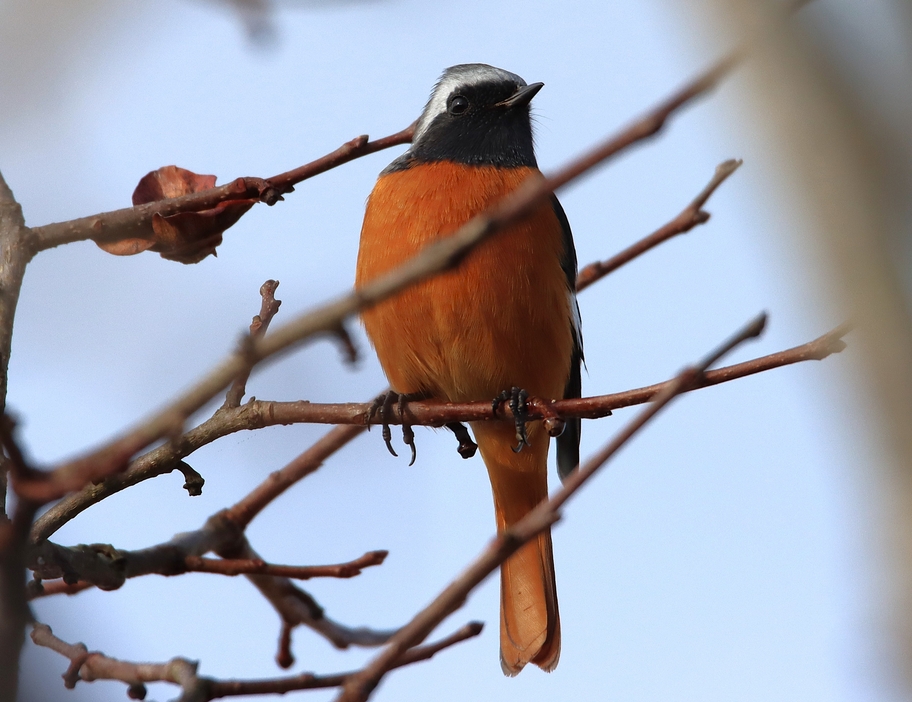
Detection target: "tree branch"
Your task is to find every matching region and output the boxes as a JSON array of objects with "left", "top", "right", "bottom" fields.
[
  {"left": 226, "top": 423, "right": 367, "bottom": 530},
  {"left": 182, "top": 550, "right": 388, "bottom": 579},
  {"left": 31, "top": 322, "right": 848, "bottom": 544},
  {"left": 31, "top": 550, "right": 389, "bottom": 593},
  {"left": 31, "top": 622, "right": 203, "bottom": 698},
  {"left": 27, "top": 126, "right": 416, "bottom": 253},
  {"left": 0, "top": 172, "right": 30, "bottom": 415},
  {"left": 0, "top": 171, "right": 35, "bottom": 702},
  {"left": 31, "top": 620, "right": 482, "bottom": 701},
  {"left": 224, "top": 279, "right": 282, "bottom": 409},
  {"left": 207, "top": 622, "right": 484, "bottom": 698},
  {"left": 337, "top": 314, "right": 768, "bottom": 702},
  {"left": 577, "top": 159, "right": 742, "bottom": 290},
  {"left": 28, "top": 512, "right": 396, "bottom": 650}
]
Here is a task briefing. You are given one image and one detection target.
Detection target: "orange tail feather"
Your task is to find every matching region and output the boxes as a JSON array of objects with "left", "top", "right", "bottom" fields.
[{"left": 472, "top": 421, "right": 561, "bottom": 675}]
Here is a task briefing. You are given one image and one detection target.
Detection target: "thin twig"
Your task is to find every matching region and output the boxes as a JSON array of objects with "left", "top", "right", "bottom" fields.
[
  {"left": 31, "top": 620, "right": 482, "bottom": 700},
  {"left": 337, "top": 314, "right": 768, "bottom": 702},
  {"left": 28, "top": 126, "right": 416, "bottom": 252},
  {"left": 207, "top": 622, "right": 484, "bottom": 698},
  {"left": 27, "top": 578, "right": 93, "bottom": 600},
  {"left": 215, "top": 537, "right": 398, "bottom": 650},
  {"left": 224, "top": 279, "right": 282, "bottom": 408},
  {"left": 183, "top": 550, "right": 388, "bottom": 579},
  {"left": 30, "top": 323, "right": 848, "bottom": 543},
  {"left": 577, "top": 159, "right": 743, "bottom": 290},
  {"left": 29, "top": 519, "right": 395, "bottom": 649},
  {"left": 30, "top": 551, "right": 389, "bottom": 597},
  {"left": 226, "top": 423, "right": 367, "bottom": 529},
  {"left": 31, "top": 622, "right": 202, "bottom": 696}
]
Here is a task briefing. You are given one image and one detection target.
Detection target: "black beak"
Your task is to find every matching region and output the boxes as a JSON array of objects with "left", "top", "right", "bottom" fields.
[{"left": 496, "top": 82, "right": 544, "bottom": 109}]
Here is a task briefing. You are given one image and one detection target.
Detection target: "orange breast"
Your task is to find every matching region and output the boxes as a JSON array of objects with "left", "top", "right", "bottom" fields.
[{"left": 355, "top": 162, "right": 573, "bottom": 404}]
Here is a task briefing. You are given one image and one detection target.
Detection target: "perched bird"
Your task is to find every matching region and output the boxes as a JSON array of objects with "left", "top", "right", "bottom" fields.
[{"left": 355, "top": 64, "right": 582, "bottom": 675}]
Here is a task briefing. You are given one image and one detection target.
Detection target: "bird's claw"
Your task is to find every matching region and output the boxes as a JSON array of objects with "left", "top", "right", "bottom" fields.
[
  {"left": 493, "top": 387, "right": 531, "bottom": 453},
  {"left": 368, "top": 391, "right": 419, "bottom": 464}
]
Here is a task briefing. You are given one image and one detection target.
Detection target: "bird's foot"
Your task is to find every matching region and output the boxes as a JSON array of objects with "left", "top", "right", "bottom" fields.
[
  {"left": 446, "top": 422, "right": 478, "bottom": 459},
  {"left": 367, "top": 391, "right": 422, "bottom": 465},
  {"left": 492, "top": 387, "right": 531, "bottom": 453}
]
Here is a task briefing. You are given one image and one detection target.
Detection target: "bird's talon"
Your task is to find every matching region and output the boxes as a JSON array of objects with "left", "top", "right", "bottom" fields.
[
  {"left": 402, "top": 422, "right": 417, "bottom": 466},
  {"left": 382, "top": 423, "right": 398, "bottom": 457},
  {"left": 493, "top": 387, "right": 532, "bottom": 453},
  {"left": 370, "top": 391, "right": 402, "bottom": 458}
]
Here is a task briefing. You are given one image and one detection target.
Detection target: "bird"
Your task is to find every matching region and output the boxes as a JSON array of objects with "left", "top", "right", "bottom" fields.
[{"left": 355, "top": 63, "right": 582, "bottom": 675}]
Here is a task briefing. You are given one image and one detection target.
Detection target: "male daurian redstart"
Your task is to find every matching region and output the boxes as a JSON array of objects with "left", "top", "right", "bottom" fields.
[{"left": 355, "top": 64, "right": 582, "bottom": 674}]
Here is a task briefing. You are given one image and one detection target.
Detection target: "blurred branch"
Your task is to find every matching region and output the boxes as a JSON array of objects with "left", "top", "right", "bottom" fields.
[
  {"left": 26, "top": 319, "right": 846, "bottom": 647},
  {"left": 0, "top": 171, "right": 35, "bottom": 702},
  {"left": 0, "top": 171, "right": 30, "bottom": 414},
  {"left": 31, "top": 620, "right": 482, "bottom": 701},
  {"left": 208, "top": 622, "right": 484, "bottom": 697},
  {"left": 183, "top": 550, "right": 388, "bottom": 579},
  {"left": 704, "top": 0, "right": 912, "bottom": 686},
  {"left": 28, "top": 125, "right": 416, "bottom": 252},
  {"left": 338, "top": 314, "right": 768, "bottom": 702},
  {"left": 577, "top": 158, "right": 742, "bottom": 290},
  {"left": 31, "top": 322, "right": 848, "bottom": 544},
  {"left": 30, "top": 550, "right": 389, "bottom": 596},
  {"left": 29, "top": 511, "right": 396, "bottom": 650},
  {"left": 216, "top": 536, "right": 396, "bottom": 650},
  {"left": 15, "top": 44, "right": 743, "bottom": 513},
  {"left": 30, "top": 418, "right": 366, "bottom": 543},
  {"left": 225, "top": 423, "right": 366, "bottom": 529},
  {"left": 30, "top": 623, "right": 199, "bottom": 698}
]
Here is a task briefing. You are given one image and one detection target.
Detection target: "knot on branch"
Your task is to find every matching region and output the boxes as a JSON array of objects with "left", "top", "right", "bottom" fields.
[{"left": 203, "top": 510, "right": 247, "bottom": 555}]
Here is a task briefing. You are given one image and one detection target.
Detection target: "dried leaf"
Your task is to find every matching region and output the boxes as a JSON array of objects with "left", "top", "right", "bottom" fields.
[{"left": 96, "top": 166, "right": 256, "bottom": 263}]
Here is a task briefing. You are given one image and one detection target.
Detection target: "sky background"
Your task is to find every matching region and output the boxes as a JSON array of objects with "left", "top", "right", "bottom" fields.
[{"left": 2, "top": 0, "right": 908, "bottom": 700}]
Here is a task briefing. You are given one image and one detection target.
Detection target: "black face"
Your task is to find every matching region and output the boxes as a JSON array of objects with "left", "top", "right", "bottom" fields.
[{"left": 408, "top": 80, "right": 538, "bottom": 169}]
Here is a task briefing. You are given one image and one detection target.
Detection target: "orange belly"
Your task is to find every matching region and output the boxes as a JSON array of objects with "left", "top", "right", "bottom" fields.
[{"left": 355, "top": 162, "right": 573, "bottom": 404}]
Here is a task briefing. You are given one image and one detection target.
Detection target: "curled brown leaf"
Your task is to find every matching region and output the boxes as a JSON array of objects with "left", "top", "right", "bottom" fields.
[{"left": 96, "top": 166, "right": 256, "bottom": 263}]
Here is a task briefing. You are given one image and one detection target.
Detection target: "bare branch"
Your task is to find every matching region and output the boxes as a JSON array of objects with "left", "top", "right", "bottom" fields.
[
  {"left": 207, "top": 622, "right": 484, "bottom": 698},
  {"left": 29, "top": 510, "right": 394, "bottom": 650},
  {"left": 0, "top": 171, "right": 34, "bottom": 702},
  {"left": 191, "top": 324, "right": 858, "bottom": 429},
  {"left": 31, "top": 620, "right": 482, "bottom": 701},
  {"left": 27, "top": 578, "right": 93, "bottom": 600},
  {"left": 0, "top": 172, "right": 30, "bottom": 415},
  {"left": 224, "top": 279, "right": 283, "bottom": 408},
  {"left": 337, "top": 314, "right": 768, "bottom": 702},
  {"left": 28, "top": 125, "right": 416, "bottom": 253},
  {"left": 31, "top": 322, "right": 848, "bottom": 544},
  {"left": 226, "top": 424, "right": 366, "bottom": 529},
  {"left": 182, "top": 550, "right": 388, "bottom": 580},
  {"left": 577, "top": 159, "right": 743, "bottom": 290},
  {"left": 218, "top": 537, "right": 397, "bottom": 650},
  {"left": 30, "top": 623, "right": 201, "bottom": 697},
  {"left": 29, "top": 550, "right": 388, "bottom": 598}
]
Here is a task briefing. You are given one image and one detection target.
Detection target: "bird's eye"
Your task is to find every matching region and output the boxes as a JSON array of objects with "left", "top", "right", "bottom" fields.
[{"left": 447, "top": 95, "right": 469, "bottom": 115}]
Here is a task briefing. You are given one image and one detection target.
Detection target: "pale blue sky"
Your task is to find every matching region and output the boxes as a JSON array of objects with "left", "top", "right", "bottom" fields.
[{"left": 1, "top": 1, "right": 901, "bottom": 700}]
